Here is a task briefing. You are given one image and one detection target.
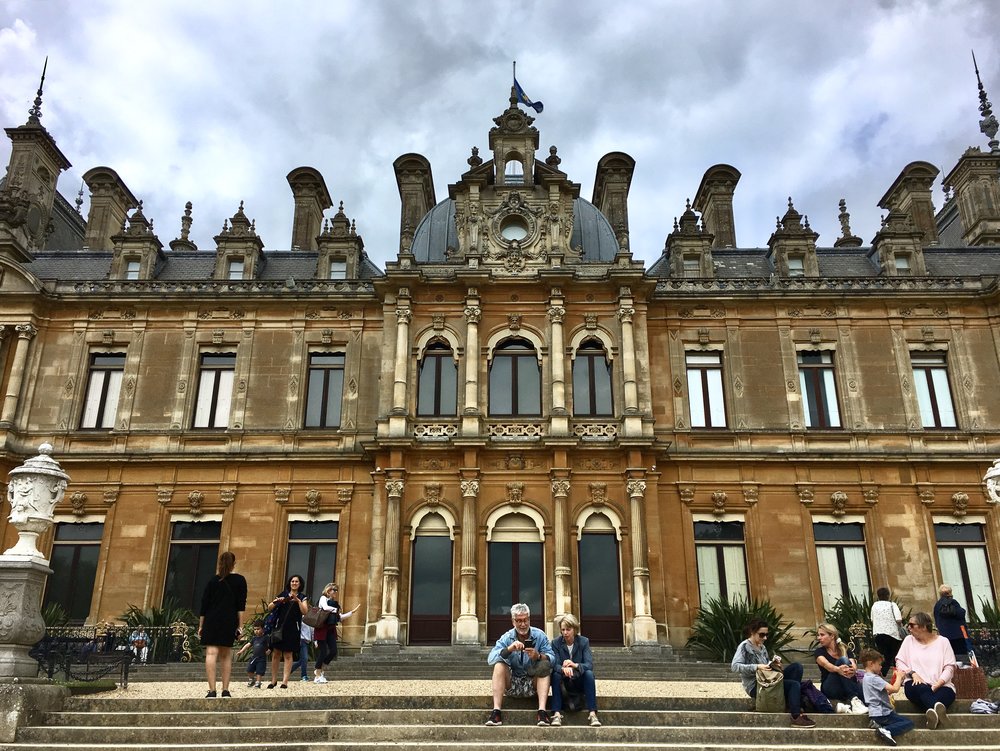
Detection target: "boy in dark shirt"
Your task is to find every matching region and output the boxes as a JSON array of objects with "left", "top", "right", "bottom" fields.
[{"left": 236, "top": 621, "right": 269, "bottom": 688}]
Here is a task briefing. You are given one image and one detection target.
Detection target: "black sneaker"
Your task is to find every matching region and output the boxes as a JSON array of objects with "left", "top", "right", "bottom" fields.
[
  {"left": 221, "top": 690, "right": 231, "bottom": 698},
  {"left": 485, "top": 709, "right": 503, "bottom": 726},
  {"left": 247, "top": 678, "right": 255, "bottom": 687},
  {"left": 537, "top": 709, "right": 551, "bottom": 726},
  {"left": 205, "top": 690, "right": 217, "bottom": 698}
]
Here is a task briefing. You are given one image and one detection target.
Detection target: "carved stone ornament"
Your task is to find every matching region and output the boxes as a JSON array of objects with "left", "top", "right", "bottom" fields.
[
  {"left": 626, "top": 479, "right": 646, "bottom": 498},
  {"left": 506, "top": 482, "right": 525, "bottom": 505},
  {"left": 3, "top": 444, "right": 70, "bottom": 558},
  {"left": 984, "top": 458, "right": 1000, "bottom": 504},
  {"left": 711, "top": 491, "right": 727, "bottom": 516},
  {"left": 424, "top": 483, "right": 442, "bottom": 505},
  {"left": 507, "top": 313, "right": 521, "bottom": 331},
  {"left": 385, "top": 479, "right": 404, "bottom": 499},
  {"left": 617, "top": 307, "right": 635, "bottom": 324},
  {"left": 157, "top": 487, "right": 173, "bottom": 506},
  {"left": 460, "top": 479, "right": 480, "bottom": 498},
  {"left": 274, "top": 487, "right": 291, "bottom": 505},
  {"left": 742, "top": 486, "right": 759, "bottom": 505},
  {"left": 396, "top": 308, "right": 412, "bottom": 325},
  {"left": 188, "top": 490, "right": 205, "bottom": 516},
  {"left": 70, "top": 491, "right": 87, "bottom": 516},
  {"left": 305, "top": 489, "right": 322, "bottom": 515},
  {"left": 102, "top": 487, "right": 119, "bottom": 505},
  {"left": 337, "top": 487, "right": 353, "bottom": 505},
  {"left": 797, "top": 486, "right": 815, "bottom": 505},
  {"left": 830, "top": 490, "right": 848, "bottom": 517},
  {"left": 918, "top": 487, "right": 936, "bottom": 506},
  {"left": 464, "top": 306, "right": 481, "bottom": 324},
  {"left": 551, "top": 479, "right": 571, "bottom": 498},
  {"left": 220, "top": 487, "right": 236, "bottom": 506},
  {"left": 679, "top": 486, "right": 695, "bottom": 505},
  {"left": 547, "top": 306, "right": 566, "bottom": 324},
  {"left": 589, "top": 482, "right": 608, "bottom": 505},
  {"left": 863, "top": 486, "right": 880, "bottom": 505},
  {"left": 951, "top": 491, "right": 969, "bottom": 518}
]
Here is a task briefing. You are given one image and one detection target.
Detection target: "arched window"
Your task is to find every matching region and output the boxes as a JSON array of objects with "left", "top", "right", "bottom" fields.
[
  {"left": 489, "top": 338, "right": 540, "bottom": 416},
  {"left": 417, "top": 339, "right": 457, "bottom": 416},
  {"left": 573, "top": 339, "right": 613, "bottom": 416},
  {"left": 504, "top": 155, "right": 524, "bottom": 185}
]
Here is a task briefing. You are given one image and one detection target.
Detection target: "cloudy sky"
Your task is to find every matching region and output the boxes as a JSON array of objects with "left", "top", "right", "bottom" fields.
[{"left": 1, "top": 0, "right": 997, "bottom": 269}]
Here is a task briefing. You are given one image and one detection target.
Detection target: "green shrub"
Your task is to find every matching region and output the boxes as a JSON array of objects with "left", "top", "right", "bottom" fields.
[
  {"left": 686, "top": 596, "right": 796, "bottom": 662},
  {"left": 970, "top": 598, "right": 1000, "bottom": 628},
  {"left": 118, "top": 597, "right": 195, "bottom": 629},
  {"left": 813, "top": 593, "right": 910, "bottom": 653},
  {"left": 41, "top": 602, "right": 70, "bottom": 628}
]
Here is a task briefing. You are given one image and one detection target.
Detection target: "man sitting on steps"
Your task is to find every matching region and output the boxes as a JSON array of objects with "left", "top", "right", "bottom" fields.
[{"left": 485, "top": 603, "right": 556, "bottom": 727}]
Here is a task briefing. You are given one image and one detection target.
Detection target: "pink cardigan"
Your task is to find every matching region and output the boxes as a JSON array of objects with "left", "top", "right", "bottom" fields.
[{"left": 895, "top": 634, "right": 956, "bottom": 688}]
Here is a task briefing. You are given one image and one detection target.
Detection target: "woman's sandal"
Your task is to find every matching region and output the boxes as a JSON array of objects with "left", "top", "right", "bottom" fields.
[
  {"left": 266, "top": 683, "right": 276, "bottom": 689},
  {"left": 279, "top": 683, "right": 288, "bottom": 689}
]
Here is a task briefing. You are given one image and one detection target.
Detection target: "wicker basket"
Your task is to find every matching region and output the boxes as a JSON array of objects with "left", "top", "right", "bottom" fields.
[{"left": 953, "top": 665, "right": 988, "bottom": 699}]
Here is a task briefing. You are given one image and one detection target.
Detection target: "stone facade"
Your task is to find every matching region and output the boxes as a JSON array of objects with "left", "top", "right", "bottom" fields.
[{"left": 1, "top": 83, "right": 999, "bottom": 649}]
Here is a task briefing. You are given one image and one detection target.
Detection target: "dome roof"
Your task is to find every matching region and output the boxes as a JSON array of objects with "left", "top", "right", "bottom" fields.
[{"left": 410, "top": 197, "right": 619, "bottom": 263}]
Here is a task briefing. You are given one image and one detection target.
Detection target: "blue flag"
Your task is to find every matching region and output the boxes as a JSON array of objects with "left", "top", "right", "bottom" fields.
[{"left": 514, "top": 78, "right": 543, "bottom": 113}]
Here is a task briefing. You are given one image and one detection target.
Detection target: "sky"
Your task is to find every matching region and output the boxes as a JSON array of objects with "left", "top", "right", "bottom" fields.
[{"left": 1, "top": 0, "right": 998, "bottom": 270}]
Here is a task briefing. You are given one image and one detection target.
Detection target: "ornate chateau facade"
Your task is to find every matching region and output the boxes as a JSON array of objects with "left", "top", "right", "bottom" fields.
[{"left": 1, "top": 76, "right": 1000, "bottom": 649}]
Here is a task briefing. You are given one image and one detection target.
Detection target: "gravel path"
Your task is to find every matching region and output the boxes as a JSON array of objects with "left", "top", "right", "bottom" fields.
[{"left": 97, "top": 679, "right": 748, "bottom": 700}]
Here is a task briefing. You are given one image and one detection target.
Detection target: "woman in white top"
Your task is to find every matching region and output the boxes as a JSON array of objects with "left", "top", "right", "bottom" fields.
[
  {"left": 870, "top": 587, "right": 904, "bottom": 677},
  {"left": 313, "top": 582, "right": 359, "bottom": 683}
]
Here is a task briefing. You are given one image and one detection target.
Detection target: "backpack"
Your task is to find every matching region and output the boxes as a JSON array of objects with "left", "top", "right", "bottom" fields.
[{"left": 939, "top": 598, "right": 958, "bottom": 618}]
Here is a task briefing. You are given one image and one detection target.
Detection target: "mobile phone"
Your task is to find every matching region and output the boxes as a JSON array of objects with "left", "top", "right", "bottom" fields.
[{"left": 523, "top": 637, "right": 535, "bottom": 649}]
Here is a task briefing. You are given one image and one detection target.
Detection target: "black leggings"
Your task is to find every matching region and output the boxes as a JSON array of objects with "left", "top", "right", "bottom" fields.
[{"left": 315, "top": 629, "right": 337, "bottom": 669}]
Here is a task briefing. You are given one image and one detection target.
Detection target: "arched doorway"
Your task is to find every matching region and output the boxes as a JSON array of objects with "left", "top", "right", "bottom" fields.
[
  {"left": 487, "top": 511, "right": 544, "bottom": 640},
  {"left": 577, "top": 510, "right": 624, "bottom": 644},
  {"left": 408, "top": 511, "right": 454, "bottom": 644}
]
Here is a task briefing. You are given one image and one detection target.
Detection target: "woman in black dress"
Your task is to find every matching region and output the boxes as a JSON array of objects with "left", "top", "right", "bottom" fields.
[
  {"left": 198, "top": 551, "right": 248, "bottom": 698},
  {"left": 266, "top": 574, "right": 309, "bottom": 688}
]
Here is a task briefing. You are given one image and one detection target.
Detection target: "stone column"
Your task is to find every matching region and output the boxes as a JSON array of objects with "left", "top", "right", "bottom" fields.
[
  {"left": 455, "top": 477, "right": 481, "bottom": 644},
  {"left": 0, "top": 324, "right": 37, "bottom": 427},
  {"left": 461, "top": 299, "right": 481, "bottom": 436},
  {"left": 388, "top": 305, "right": 411, "bottom": 437},
  {"left": 627, "top": 476, "right": 658, "bottom": 647},
  {"left": 375, "top": 477, "right": 404, "bottom": 649},
  {"left": 548, "top": 299, "right": 568, "bottom": 436},
  {"left": 618, "top": 300, "right": 644, "bottom": 437},
  {"left": 551, "top": 477, "right": 572, "bottom": 622}
]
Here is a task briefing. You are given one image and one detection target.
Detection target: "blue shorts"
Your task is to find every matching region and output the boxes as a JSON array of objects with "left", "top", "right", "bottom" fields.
[{"left": 247, "top": 656, "right": 267, "bottom": 675}]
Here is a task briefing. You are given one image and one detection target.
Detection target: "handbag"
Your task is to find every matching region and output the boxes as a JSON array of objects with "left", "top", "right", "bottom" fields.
[
  {"left": 302, "top": 606, "right": 327, "bottom": 628},
  {"left": 755, "top": 667, "right": 786, "bottom": 712}
]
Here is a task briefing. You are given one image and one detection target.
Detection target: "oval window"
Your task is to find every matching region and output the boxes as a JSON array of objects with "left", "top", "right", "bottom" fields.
[{"left": 500, "top": 215, "right": 529, "bottom": 242}]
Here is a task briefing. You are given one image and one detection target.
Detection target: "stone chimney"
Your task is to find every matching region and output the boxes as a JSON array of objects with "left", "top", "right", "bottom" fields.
[
  {"left": 941, "top": 148, "right": 1000, "bottom": 247},
  {"left": 393, "top": 153, "right": 435, "bottom": 255},
  {"left": 878, "top": 161, "right": 940, "bottom": 246},
  {"left": 692, "top": 164, "right": 741, "bottom": 248},
  {"left": 82, "top": 166, "right": 138, "bottom": 251},
  {"left": 286, "top": 167, "right": 332, "bottom": 251},
  {"left": 592, "top": 152, "right": 636, "bottom": 251}
]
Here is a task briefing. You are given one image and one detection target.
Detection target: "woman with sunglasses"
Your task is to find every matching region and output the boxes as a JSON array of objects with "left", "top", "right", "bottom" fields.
[
  {"left": 731, "top": 617, "right": 816, "bottom": 728},
  {"left": 313, "top": 582, "right": 359, "bottom": 683},
  {"left": 895, "top": 611, "right": 957, "bottom": 729}
]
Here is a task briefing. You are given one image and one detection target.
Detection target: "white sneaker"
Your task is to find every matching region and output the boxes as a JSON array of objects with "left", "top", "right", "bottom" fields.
[
  {"left": 314, "top": 675, "right": 328, "bottom": 683},
  {"left": 836, "top": 703, "right": 853, "bottom": 714},
  {"left": 851, "top": 697, "right": 869, "bottom": 715}
]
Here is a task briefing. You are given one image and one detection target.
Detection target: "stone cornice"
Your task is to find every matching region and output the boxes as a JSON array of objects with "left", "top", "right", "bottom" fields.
[
  {"left": 653, "top": 276, "right": 985, "bottom": 296},
  {"left": 61, "top": 279, "right": 377, "bottom": 295}
]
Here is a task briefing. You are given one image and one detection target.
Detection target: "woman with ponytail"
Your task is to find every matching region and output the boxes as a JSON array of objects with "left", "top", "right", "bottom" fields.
[
  {"left": 814, "top": 623, "right": 868, "bottom": 714},
  {"left": 198, "top": 551, "right": 248, "bottom": 698}
]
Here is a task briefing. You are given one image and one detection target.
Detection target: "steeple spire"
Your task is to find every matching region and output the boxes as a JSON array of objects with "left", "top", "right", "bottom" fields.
[
  {"left": 27, "top": 57, "right": 48, "bottom": 125},
  {"left": 973, "top": 50, "right": 999, "bottom": 153}
]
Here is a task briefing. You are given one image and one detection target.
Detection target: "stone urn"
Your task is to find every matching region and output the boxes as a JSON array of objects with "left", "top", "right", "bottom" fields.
[{"left": 4, "top": 443, "right": 69, "bottom": 560}]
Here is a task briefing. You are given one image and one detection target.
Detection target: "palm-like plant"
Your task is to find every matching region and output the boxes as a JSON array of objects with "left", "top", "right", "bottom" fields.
[
  {"left": 41, "top": 602, "right": 70, "bottom": 628},
  {"left": 686, "top": 596, "right": 796, "bottom": 661},
  {"left": 815, "top": 592, "right": 910, "bottom": 653}
]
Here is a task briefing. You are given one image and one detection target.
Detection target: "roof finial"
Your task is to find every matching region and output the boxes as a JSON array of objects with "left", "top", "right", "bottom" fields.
[
  {"left": 27, "top": 56, "right": 48, "bottom": 124},
  {"left": 973, "top": 50, "right": 1000, "bottom": 153},
  {"left": 74, "top": 180, "right": 84, "bottom": 214}
]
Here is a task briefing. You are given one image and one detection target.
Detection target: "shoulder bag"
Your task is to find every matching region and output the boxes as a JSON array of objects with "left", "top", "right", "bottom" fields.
[{"left": 755, "top": 667, "right": 786, "bottom": 712}]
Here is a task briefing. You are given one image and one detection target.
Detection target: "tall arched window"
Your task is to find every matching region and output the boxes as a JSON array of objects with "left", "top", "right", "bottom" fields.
[
  {"left": 504, "top": 154, "right": 525, "bottom": 185},
  {"left": 489, "top": 338, "right": 540, "bottom": 416},
  {"left": 417, "top": 339, "right": 457, "bottom": 416},
  {"left": 573, "top": 339, "right": 613, "bottom": 416}
]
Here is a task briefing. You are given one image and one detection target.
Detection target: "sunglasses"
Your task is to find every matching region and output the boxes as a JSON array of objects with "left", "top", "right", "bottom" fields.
[{"left": 756, "top": 631, "right": 769, "bottom": 637}]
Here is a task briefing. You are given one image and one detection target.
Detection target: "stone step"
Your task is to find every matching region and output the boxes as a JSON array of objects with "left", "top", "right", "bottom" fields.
[{"left": 5, "top": 745, "right": 994, "bottom": 751}]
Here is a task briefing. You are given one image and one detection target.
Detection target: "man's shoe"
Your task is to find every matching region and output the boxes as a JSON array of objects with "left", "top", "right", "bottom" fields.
[
  {"left": 537, "top": 709, "right": 551, "bottom": 726},
  {"left": 550, "top": 712, "right": 563, "bottom": 726},
  {"left": 851, "top": 696, "right": 869, "bottom": 715},
  {"left": 485, "top": 709, "right": 503, "bottom": 726},
  {"left": 875, "top": 726, "right": 896, "bottom": 746},
  {"left": 588, "top": 712, "right": 602, "bottom": 727},
  {"left": 925, "top": 707, "right": 939, "bottom": 729},
  {"left": 934, "top": 701, "right": 948, "bottom": 725},
  {"left": 790, "top": 714, "right": 816, "bottom": 728}
]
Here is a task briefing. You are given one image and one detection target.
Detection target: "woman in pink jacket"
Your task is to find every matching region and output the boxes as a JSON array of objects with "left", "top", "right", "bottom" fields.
[{"left": 895, "top": 611, "right": 957, "bottom": 729}]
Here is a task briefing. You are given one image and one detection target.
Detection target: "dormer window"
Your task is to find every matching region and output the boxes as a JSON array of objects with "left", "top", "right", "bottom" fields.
[
  {"left": 227, "top": 258, "right": 245, "bottom": 280},
  {"left": 124, "top": 259, "right": 141, "bottom": 280},
  {"left": 504, "top": 155, "right": 524, "bottom": 185},
  {"left": 683, "top": 256, "right": 701, "bottom": 277},
  {"left": 894, "top": 254, "right": 911, "bottom": 276},
  {"left": 787, "top": 256, "right": 805, "bottom": 277},
  {"left": 329, "top": 260, "right": 347, "bottom": 280}
]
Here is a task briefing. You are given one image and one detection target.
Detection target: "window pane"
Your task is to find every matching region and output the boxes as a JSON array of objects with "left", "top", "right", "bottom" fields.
[
  {"left": 417, "top": 357, "right": 438, "bottom": 415},
  {"left": 816, "top": 547, "right": 842, "bottom": 611},
  {"left": 842, "top": 546, "right": 870, "bottom": 599},
  {"left": 964, "top": 547, "right": 996, "bottom": 615},
  {"left": 489, "top": 357, "right": 512, "bottom": 414},
  {"left": 696, "top": 546, "right": 722, "bottom": 604},
  {"left": 516, "top": 356, "right": 540, "bottom": 414},
  {"left": 937, "top": 547, "right": 963, "bottom": 603},
  {"left": 329, "top": 261, "right": 347, "bottom": 280},
  {"left": 100, "top": 370, "right": 123, "bottom": 429},
  {"left": 930, "top": 369, "right": 956, "bottom": 427},
  {"left": 722, "top": 546, "right": 749, "bottom": 602},
  {"left": 193, "top": 370, "right": 217, "bottom": 428},
  {"left": 171, "top": 521, "right": 222, "bottom": 541},
  {"left": 694, "top": 521, "right": 745, "bottom": 541},
  {"left": 914, "top": 370, "right": 936, "bottom": 426},
  {"left": 324, "top": 368, "right": 343, "bottom": 426},
  {"left": 517, "top": 542, "right": 543, "bottom": 615},
  {"left": 813, "top": 522, "right": 865, "bottom": 542},
  {"left": 411, "top": 537, "right": 452, "bottom": 615},
  {"left": 305, "top": 369, "right": 326, "bottom": 426},
  {"left": 164, "top": 542, "right": 218, "bottom": 613},
  {"left": 706, "top": 369, "right": 726, "bottom": 426},
  {"left": 572, "top": 357, "right": 592, "bottom": 416},
  {"left": 578, "top": 534, "right": 620, "bottom": 615},
  {"left": 488, "top": 542, "right": 514, "bottom": 616},
  {"left": 935, "top": 523, "right": 985, "bottom": 543},
  {"left": 289, "top": 521, "right": 339, "bottom": 540},
  {"left": 54, "top": 522, "right": 105, "bottom": 542},
  {"left": 438, "top": 356, "right": 457, "bottom": 414},
  {"left": 593, "top": 358, "right": 613, "bottom": 414},
  {"left": 822, "top": 369, "right": 841, "bottom": 427},
  {"left": 213, "top": 369, "right": 234, "bottom": 427},
  {"left": 687, "top": 369, "right": 707, "bottom": 427}
]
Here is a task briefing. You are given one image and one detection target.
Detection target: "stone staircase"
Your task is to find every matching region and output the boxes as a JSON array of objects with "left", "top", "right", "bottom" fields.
[
  {"left": 1, "top": 693, "right": 997, "bottom": 750},
  {"left": 129, "top": 646, "right": 741, "bottom": 682}
]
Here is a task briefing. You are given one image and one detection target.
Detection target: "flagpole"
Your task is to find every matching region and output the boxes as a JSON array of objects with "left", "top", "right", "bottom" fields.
[{"left": 513, "top": 60, "right": 516, "bottom": 84}]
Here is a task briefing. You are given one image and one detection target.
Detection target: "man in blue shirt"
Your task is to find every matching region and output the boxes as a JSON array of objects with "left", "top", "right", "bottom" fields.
[{"left": 485, "top": 603, "right": 556, "bottom": 726}]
